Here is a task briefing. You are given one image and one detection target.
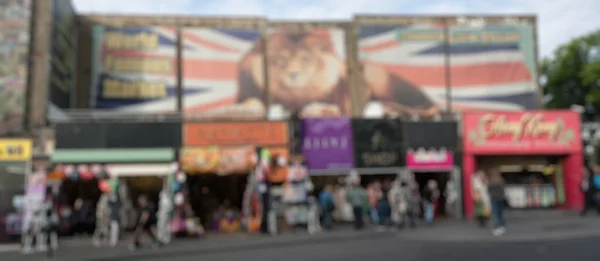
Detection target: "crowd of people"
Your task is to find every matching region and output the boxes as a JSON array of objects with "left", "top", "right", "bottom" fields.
[
  {"left": 21, "top": 164, "right": 600, "bottom": 254},
  {"left": 317, "top": 172, "right": 455, "bottom": 232}
]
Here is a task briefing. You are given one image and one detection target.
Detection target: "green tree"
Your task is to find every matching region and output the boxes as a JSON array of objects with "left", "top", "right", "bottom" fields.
[{"left": 542, "top": 29, "right": 600, "bottom": 121}]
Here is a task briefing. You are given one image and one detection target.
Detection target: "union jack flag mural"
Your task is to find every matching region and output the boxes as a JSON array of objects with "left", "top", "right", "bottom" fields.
[
  {"left": 359, "top": 22, "right": 539, "bottom": 117},
  {"left": 93, "top": 26, "right": 178, "bottom": 112},
  {"left": 92, "top": 26, "right": 263, "bottom": 117}
]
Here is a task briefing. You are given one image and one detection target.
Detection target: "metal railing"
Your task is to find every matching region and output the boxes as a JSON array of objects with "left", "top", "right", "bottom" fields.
[{"left": 48, "top": 109, "right": 462, "bottom": 123}]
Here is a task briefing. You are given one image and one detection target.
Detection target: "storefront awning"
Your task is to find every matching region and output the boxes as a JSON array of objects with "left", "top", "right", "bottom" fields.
[
  {"left": 51, "top": 148, "right": 175, "bottom": 163},
  {"left": 106, "top": 164, "right": 174, "bottom": 177}
]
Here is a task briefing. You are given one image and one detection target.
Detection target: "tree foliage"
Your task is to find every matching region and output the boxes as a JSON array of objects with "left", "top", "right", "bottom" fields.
[{"left": 542, "top": 29, "right": 600, "bottom": 120}]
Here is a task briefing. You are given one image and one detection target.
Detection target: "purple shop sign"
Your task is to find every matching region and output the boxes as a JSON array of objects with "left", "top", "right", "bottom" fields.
[{"left": 302, "top": 118, "right": 355, "bottom": 170}]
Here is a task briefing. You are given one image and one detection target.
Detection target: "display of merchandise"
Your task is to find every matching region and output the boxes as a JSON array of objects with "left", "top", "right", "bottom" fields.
[
  {"left": 284, "top": 205, "right": 309, "bottom": 225},
  {"left": 282, "top": 182, "right": 308, "bottom": 203},
  {"left": 505, "top": 184, "right": 557, "bottom": 209}
]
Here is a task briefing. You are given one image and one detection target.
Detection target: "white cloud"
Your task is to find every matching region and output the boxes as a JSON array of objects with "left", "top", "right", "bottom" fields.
[{"left": 72, "top": 0, "right": 600, "bottom": 58}]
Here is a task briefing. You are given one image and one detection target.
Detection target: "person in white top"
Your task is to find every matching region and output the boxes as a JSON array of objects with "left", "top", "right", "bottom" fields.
[{"left": 472, "top": 170, "right": 491, "bottom": 227}]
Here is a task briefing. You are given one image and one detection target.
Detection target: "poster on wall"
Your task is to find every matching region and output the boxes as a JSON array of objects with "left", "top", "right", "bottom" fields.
[
  {"left": 0, "top": 0, "right": 31, "bottom": 135},
  {"left": 357, "top": 19, "right": 538, "bottom": 118},
  {"left": 351, "top": 119, "right": 403, "bottom": 168},
  {"left": 91, "top": 26, "right": 177, "bottom": 113},
  {"left": 181, "top": 28, "right": 263, "bottom": 119},
  {"left": 181, "top": 27, "right": 349, "bottom": 120},
  {"left": 447, "top": 20, "right": 538, "bottom": 111},
  {"left": 302, "top": 118, "right": 354, "bottom": 170},
  {"left": 48, "top": 0, "right": 77, "bottom": 119},
  {"left": 264, "top": 28, "right": 349, "bottom": 119},
  {"left": 358, "top": 21, "right": 443, "bottom": 118}
]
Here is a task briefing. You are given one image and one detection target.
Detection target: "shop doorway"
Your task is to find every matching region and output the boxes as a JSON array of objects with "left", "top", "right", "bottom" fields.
[
  {"left": 413, "top": 172, "right": 451, "bottom": 217},
  {"left": 60, "top": 178, "right": 102, "bottom": 235},
  {"left": 122, "top": 176, "right": 164, "bottom": 230},
  {"left": 477, "top": 155, "right": 564, "bottom": 209},
  {"left": 186, "top": 175, "right": 247, "bottom": 232}
]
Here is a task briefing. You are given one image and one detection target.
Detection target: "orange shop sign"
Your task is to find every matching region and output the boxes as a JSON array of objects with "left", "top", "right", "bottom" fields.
[
  {"left": 463, "top": 111, "right": 582, "bottom": 154},
  {"left": 181, "top": 146, "right": 255, "bottom": 174},
  {"left": 183, "top": 122, "right": 288, "bottom": 146}
]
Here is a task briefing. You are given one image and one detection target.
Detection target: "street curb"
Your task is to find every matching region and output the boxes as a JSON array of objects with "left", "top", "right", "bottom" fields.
[
  {"left": 82, "top": 231, "right": 395, "bottom": 261},
  {"left": 396, "top": 230, "right": 600, "bottom": 243}
]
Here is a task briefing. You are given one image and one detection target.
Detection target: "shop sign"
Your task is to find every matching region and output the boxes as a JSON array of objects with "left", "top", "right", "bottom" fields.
[
  {"left": 0, "top": 139, "right": 32, "bottom": 161},
  {"left": 183, "top": 122, "right": 288, "bottom": 146},
  {"left": 181, "top": 146, "right": 254, "bottom": 174},
  {"left": 351, "top": 119, "right": 403, "bottom": 168},
  {"left": 464, "top": 111, "right": 582, "bottom": 153},
  {"left": 406, "top": 149, "right": 453, "bottom": 170},
  {"left": 302, "top": 118, "right": 354, "bottom": 170}
]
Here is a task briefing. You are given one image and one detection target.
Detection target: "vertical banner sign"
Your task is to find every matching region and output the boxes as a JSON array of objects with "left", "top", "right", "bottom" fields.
[
  {"left": 351, "top": 119, "right": 403, "bottom": 168},
  {"left": 48, "top": 0, "right": 76, "bottom": 114},
  {"left": 92, "top": 26, "right": 177, "bottom": 113},
  {"left": 0, "top": 0, "right": 31, "bottom": 134},
  {"left": 302, "top": 118, "right": 354, "bottom": 170},
  {"left": 448, "top": 21, "right": 538, "bottom": 110}
]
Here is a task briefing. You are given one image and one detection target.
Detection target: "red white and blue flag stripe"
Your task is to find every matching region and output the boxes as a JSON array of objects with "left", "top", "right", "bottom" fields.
[{"left": 359, "top": 24, "right": 539, "bottom": 111}]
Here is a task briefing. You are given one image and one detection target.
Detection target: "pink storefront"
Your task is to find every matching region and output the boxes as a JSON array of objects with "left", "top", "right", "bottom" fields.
[{"left": 462, "top": 111, "right": 584, "bottom": 218}]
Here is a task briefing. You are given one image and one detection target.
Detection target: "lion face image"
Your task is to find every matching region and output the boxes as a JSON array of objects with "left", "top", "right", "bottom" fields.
[{"left": 265, "top": 32, "right": 345, "bottom": 109}]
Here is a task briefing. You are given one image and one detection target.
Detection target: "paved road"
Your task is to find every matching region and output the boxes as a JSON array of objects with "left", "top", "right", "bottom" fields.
[
  {"left": 191, "top": 236, "right": 599, "bottom": 261},
  {"left": 9, "top": 232, "right": 600, "bottom": 261}
]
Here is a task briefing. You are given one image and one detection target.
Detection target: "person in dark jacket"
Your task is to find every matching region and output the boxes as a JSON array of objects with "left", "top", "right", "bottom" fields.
[
  {"left": 580, "top": 168, "right": 597, "bottom": 216},
  {"left": 129, "top": 195, "right": 162, "bottom": 251},
  {"left": 487, "top": 169, "right": 506, "bottom": 236}
]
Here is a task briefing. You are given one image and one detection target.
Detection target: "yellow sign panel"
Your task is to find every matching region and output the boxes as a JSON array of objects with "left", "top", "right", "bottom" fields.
[{"left": 0, "top": 139, "right": 32, "bottom": 161}]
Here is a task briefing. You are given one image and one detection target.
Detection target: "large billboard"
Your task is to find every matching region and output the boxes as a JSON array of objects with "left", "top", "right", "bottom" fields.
[
  {"left": 181, "top": 27, "right": 349, "bottom": 119},
  {"left": 359, "top": 21, "right": 444, "bottom": 118},
  {"left": 91, "top": 26, "right": 177, "bottom": 113},
  {"left": 265, "top": 27, "right": 349, "bottom": 119},
  {"left": 48, "top": 0, "right": 77, "bottom": 114},
  {"left": 0, "top": 0, "right": 31, "bottom": 135},
  {"left": 357, "top": 17, "right": 538, "bottom": 118},
  {"left": 447, "top": 20, "right": 538, "bottom": 111},
  {"left": 181, "top": 28, "right": 264, "bottom": 119}
]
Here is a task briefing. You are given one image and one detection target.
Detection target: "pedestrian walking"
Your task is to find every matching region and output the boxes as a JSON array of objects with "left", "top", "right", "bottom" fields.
[
  {"left": 377, "top": 179, "right": 392, "bottom": 228},
  {"left": 472, "top": 170, "right": 491, "bottom": 227},
  {"left": 580, "top": 168, "right": 596, "bottom": 216},
  {"left": 422, "top": 180, "right": 439, "bottom": 225},
  {"left": 444, "top": 179, "right": 458, "bottom": 218},
  {"left": 346, "top": 178, "right": 366, "bottom": 230},
  {"left": 318, "top": 184, "right": 336, "bottom": 231},
  {"left": 488, "top": 169, "right": 506, "bottom": 236},
  {"left": 108, "top": 193, "right": 121, "bottom": 247},
  {"left": 367, "top": 181, "right": 381, "bottom": 226},
  {"left": 399, "top": 180, "right": 418, "bottom": 229},
  {"left": 129, "top": 195, "right": 163, "bottom": 251},
  {"left": 92, "top": 193, "right": 110, "bottom": 247}
]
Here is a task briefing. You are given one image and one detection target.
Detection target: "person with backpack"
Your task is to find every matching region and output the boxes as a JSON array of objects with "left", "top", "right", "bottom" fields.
[
  {"left": 319, "top": 184, "right": 336, "bottom": 231},
  {"left": 593, "top": 166, "right": 600, "bottom": 210}
]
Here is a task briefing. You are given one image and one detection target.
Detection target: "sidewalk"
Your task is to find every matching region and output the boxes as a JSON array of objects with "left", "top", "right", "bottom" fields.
[
  {"left": 397, "top": 212, "right": 600, "bottom": 242},
  {"left": 1, "top": 229, "right": 393, "bottom": 261},
  {"left": 3, "top": 211, "right": 600, "bottom": 260}
]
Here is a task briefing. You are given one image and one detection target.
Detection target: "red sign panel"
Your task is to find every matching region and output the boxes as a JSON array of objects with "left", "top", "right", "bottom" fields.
[{"left": 463, "top": 111, "right": 582, "bottom": 154}]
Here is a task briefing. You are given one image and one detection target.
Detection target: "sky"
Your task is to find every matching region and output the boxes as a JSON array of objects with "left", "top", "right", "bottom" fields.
[{"left": 72, "top": 0, "right": 600, "bottom": 59}]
